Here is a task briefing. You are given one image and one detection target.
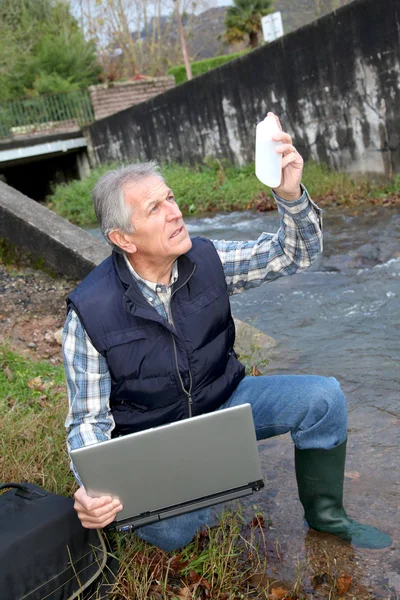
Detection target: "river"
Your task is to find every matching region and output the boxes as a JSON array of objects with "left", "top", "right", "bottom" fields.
[
  {"left": 188, "top": 205, "right": 400, "bottom": 598},
  {"left": 88, "top": 204, "right": 400, "bottom": 597}
]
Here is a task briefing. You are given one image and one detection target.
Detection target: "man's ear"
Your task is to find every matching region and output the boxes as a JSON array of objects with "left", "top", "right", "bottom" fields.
[{"left": 108, "top": 229, "right": 137, "bottom": 254}]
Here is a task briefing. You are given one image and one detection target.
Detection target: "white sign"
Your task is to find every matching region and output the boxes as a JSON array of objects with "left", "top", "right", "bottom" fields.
[{"left": 261, "top": 11, "right": 284, "bottom": 43}]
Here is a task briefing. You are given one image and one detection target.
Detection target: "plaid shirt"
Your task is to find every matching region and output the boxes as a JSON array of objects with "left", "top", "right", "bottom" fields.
[{"left": 63, "top": 189, "right": 322, "bottom": 483}]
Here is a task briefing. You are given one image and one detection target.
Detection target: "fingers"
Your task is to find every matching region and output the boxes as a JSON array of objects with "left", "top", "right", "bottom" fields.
[
  {"left": 274, "top": 140, "right": 304, "bottom": 169},
  {"left": 77, "top": 503, "right": 122, "bottom": 529},
  {"left": 74, "top": 496, "right": 122, "bottom": 518},
  {"left": 266, "top": 112, "right": 293, "bottom": 144},
  {"left": 275, "top": 142, "right": 296, "bottom": 156},
  {"left": 267, "top": 111, "right": 282, "bottom": 131},
  {"left": 282, "top": 151, "right": 303, "bottom": 170},
  {"left": 74, "top": 485, "right": 123, "bottom": 529},
  {"left": 78, "top": 513, "right": 118, "bottom": 529},
  {"left": 74, "top": 485, "right": 113, "bottom": 510},
  {"left": 266, "top": 113, "right": 303, "bottom": 198}
]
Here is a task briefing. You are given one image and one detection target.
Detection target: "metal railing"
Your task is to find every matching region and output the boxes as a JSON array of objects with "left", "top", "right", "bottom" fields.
[{"left": 0, "top": 90, "right": 95, "bottom": 139}]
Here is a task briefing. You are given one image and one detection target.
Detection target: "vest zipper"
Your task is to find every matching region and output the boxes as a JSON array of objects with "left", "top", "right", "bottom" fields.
[
  {"left": 170, "top": 332, "right": 193, "bottom": 418},
  {"left": 170, "top": 263, "right": 196, "bottom": 418}
]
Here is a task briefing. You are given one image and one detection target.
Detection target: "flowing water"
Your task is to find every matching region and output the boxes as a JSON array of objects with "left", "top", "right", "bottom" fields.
[
  {"left": 88, "top": 205, "right": 400, "bottom": 596},
  {"left": 186, "top": 205, "right": 400, "bottom": 598}
]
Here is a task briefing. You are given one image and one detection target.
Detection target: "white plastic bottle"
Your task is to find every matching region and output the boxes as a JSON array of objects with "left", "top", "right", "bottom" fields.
[{"left": 255, "top": 115, "right": 282, "bottom": 188}]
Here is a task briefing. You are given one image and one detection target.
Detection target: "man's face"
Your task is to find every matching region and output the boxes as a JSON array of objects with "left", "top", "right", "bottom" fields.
[{"left": 123, "top": 176, "right": 192, "bottom": 262}]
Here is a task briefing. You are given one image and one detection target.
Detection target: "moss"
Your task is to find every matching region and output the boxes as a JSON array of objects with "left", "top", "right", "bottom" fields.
[{"left": 0, "top": 238, "right": 56, "bottom": 277}]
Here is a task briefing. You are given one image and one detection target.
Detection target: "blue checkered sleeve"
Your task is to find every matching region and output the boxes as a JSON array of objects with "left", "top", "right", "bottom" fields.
[
  {"left": 212, "top": 187, "right": 322, "bottom": 295},
  {"left": 63, "top": 309, "right": 114, "bottom": 485}
]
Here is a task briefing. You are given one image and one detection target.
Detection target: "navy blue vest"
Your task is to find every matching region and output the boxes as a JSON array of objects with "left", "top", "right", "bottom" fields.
[{"left": 67, "top": 238, "right": 245, "bottom": 437}]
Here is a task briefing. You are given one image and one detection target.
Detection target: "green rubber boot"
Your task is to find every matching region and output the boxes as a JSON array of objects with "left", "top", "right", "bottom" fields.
[{"left": 295, "top": 440, "right": 392, "bottom": 549}]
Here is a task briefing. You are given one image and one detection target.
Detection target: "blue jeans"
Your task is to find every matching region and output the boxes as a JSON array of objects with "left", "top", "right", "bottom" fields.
[{"left": 135, "top": 375, "right": 347, "bottom": 551}]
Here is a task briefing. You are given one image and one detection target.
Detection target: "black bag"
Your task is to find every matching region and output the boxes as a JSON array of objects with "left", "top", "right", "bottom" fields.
[{"left": 0, "top": 483, "right": 117, "bottom": 600}]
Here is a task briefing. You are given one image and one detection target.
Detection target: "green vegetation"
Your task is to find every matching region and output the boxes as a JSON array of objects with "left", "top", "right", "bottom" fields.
[
  {"left": 47, "top": 159, "right": 400, "bottom": 228},
  {"left": 0, "top": 345, "right": 72, "bottom": 495},
  {"left": 0, "top": 238, "right": 21, "bottom": 267},
  {"left": 0, "top": 0, "right": 100, "bottom": 101},
  {"left": 47, "top": 163, "right": 119, "bottom": 226},
  {"left": 0, "top": 238, "right": 55, "bottom": 275},
  {"left": 162, "top": 159, "right": 266, "bottom": 213},
  {"left": 224, "top": 0, "right": 273, "bottom": 48},
  {"left": 168, "top": 51, "right": 249, "bottom": 85},
  {"left": 109, "top": 506, "right": 275, "bottom": 599},
  {"left": 0, "top": 342, "right": 363, "bottom": 598}
]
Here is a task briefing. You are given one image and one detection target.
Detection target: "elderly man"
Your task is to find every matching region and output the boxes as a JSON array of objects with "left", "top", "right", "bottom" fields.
[{"left": 63, "top": 114, "right": 391, "bottom": 551}]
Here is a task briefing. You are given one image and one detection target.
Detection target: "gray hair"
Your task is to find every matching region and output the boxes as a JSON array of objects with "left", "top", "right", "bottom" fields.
[{"left": 93, "top": 161, "right": 164, "bottom": 251}]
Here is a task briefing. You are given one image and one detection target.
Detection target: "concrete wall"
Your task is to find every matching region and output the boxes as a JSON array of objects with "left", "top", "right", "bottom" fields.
[
  {"left": 89, "top": 77, "right": 175, "bottom": 121},
  {"left": 0, "top": 181, "right": 109, "bottom": 279},
  {"left": 85, "top": 0, "right": 400, "bottom": 177}
]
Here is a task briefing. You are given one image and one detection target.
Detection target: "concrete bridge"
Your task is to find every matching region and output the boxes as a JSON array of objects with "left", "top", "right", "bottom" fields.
[
  {"left": 0, "top": 79, "right": 175, "bottom": 201},
  {"left": 0, "top": 129, "right": 90, "bottom": 201},
  {"left": 0, "top": 89, "right": 95, "bottom": 199}
]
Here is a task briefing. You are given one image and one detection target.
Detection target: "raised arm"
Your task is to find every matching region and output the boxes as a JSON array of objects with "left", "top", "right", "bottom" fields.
[
  {"left": 213, "top": 188, "right": 322, "bottom": 295},
  {"left": 213, "top": 113, "right": 322, "bottom": 295}
]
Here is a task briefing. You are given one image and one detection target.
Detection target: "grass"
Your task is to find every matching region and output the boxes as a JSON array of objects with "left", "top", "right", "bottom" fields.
[
  {"left": 47, "top": 158, "right": 400, "bottom": 228},
  {"left": 107, "top": 507, "right": 281, "bottom": 600},
  {"left": 0, "top": 344, "right": 283, "bottom": 598},
  {"left": 302, "top": 162, "right": 400, "bottom": 204},
  {"left": 0, "top": 344, "right": 73, "bottom": 495},
  {"left": 0, "top": 344, "right": 379, "bottom": 598}
]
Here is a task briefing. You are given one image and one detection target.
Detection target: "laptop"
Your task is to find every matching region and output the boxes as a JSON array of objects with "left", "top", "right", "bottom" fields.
[{"left": 70, "top": 404, "right": 264, "bottom": 532}]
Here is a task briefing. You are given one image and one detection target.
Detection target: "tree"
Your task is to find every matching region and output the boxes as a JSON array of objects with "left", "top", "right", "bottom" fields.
[
  {"left": 72, "top": 0, "right": 211, "bottom": 80},
  {"left": 75, "top": 0, "right": 179, "bottom": 80},
  {"left": 30, "top": 3, "right": 100, "bottom": 92},
  {"left": 174, "top": 0, "right": 192, "bottom": 80},
  {"left": 224, "top": 0, "right": 272, "bottom": 49},
  {"left": 0, "top": 0, "right": 100, "bottom": 100}
]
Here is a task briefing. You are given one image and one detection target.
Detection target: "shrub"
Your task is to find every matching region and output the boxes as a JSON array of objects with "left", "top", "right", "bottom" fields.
[
  {"left": 47, "top": 163, "right": 118, "bottom": 226},
  {"left": 168, "top": 51, "right": 249, "bottom": 85},
  {"left": 47, "top": 158, "right": 397, "bottom": 227}
]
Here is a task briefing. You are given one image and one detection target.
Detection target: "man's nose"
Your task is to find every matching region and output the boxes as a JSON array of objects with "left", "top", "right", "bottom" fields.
[{"left": 166, "top": 201, "right": 182, "bottom": 220}]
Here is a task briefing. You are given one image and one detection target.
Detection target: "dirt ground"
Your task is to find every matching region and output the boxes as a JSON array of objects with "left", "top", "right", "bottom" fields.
[{"left": 0, "top": 263, "right": 77, "bottom": 361}]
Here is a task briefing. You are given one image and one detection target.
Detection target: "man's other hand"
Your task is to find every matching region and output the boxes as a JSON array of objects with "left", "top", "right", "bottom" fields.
[
  {"left": 74, "top": 485, "right": 123, "bottom": 529},
  {"left": 268, "top": 112, "right": 304, "bottom": 202}
]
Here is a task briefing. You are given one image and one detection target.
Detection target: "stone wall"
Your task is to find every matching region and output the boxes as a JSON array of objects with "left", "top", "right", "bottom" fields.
[
  {"left": 89, "top": 77, "right": 176, "bottom": 121},
  {"left": 85, "top": 0, "right": 400, "bottom": 177}
]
